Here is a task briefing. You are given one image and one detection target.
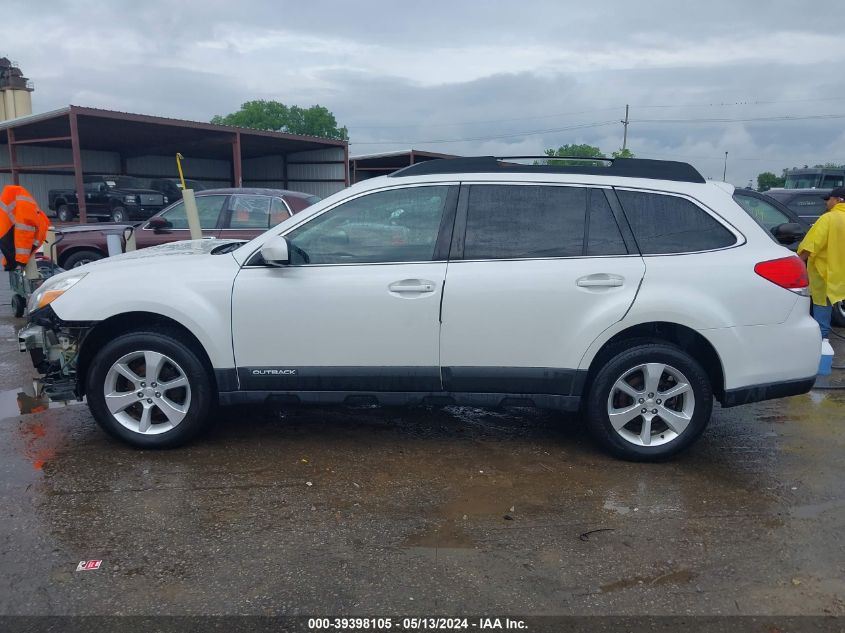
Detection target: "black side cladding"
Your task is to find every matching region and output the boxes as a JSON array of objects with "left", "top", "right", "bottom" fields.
[{"left": 390, "top": 156, "right": 706, "bottom": 184}]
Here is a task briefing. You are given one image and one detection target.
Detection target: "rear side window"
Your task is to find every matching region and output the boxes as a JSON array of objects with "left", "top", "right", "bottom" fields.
[
  {"left": 616, "top": 190, "right": 736, "bottom": 254},
  {"left": 464, "top": 185, "right": 586, "bottom": 259}
]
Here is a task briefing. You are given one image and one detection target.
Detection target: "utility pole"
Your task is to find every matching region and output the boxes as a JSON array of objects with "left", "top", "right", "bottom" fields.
[
  {"left": 723, "top": 151, "right": 728, "bottom": 181},
  {"left": 621, "top": 104, "right": 630, "bottom": 151}
]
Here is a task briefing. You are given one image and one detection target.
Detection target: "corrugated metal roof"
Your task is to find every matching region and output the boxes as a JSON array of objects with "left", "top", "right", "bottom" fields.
[{"left": 0, "top": 106, "right": 70, "bottom": 130}]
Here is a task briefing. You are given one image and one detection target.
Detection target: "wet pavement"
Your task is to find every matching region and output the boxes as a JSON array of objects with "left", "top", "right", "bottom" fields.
[{"left": 0, "top": 280, "right": 843, "bottom": 617}]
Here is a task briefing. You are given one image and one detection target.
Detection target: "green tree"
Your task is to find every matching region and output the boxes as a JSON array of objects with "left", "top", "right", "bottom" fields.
[
  {"left": 611, "top": 148, "right": 635, "bottom": 159},
  {"left": 542, "top": 144, "right": 606, "bottom": 166},
  {"left": 211, "top": 100, "right": 348, "bottom": 140},
  {"left": 757, "top": 171, "right": 785, "bottom": 191}
]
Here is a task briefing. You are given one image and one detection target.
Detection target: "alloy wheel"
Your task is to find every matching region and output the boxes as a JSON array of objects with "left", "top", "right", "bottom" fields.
[
  {"left": 103, "top": 350, "right": 192, "bottom": 435},
  {"left": 606, "top": 362, "right": 695, "bottom": 447}
]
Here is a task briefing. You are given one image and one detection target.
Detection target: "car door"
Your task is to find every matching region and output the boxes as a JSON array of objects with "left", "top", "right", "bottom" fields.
[
  {"left": 83, "top": 177, "right": 108, "bottom": 214},
  {"left": 439, "top": 184, "right": 645, "bottom": 397},
  {"left": 231, "top": 184, "right": 458, "bottom": 393},
  {"left": 134, "top": 194, "right": 227, "bottom": 248}
]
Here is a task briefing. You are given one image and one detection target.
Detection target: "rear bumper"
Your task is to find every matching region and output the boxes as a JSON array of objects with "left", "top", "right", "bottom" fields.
[{"left": 721, "top": 375, "right": 816, "bottom": 408}]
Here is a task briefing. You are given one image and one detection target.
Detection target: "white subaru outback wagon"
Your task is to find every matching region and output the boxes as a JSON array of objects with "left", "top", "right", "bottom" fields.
[{"left": 19, "top": 157, "right": 821, "bottom": 460}]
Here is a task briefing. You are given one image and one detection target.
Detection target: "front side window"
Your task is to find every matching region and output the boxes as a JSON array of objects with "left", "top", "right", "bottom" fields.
[
  {"left": 616, "top": 190, "right": 736, "bottom": 254},
  {"left": 286, "top": 186, "right": 451, "bottom": 265},
  {"left": 822, "top": 174, "right": 844, "bottom": 188},
  {"left": 157, "top": 195, "right": 227, "bottom": 229},
  {"left": 733, "top": 194, "right": 791, "bottom": 232},
  {"left": 464, "top": 185, "right": 587, "bottom": 260}
]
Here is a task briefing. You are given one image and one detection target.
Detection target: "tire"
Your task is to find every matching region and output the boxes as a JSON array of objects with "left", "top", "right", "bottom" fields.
[
  {"left": 111, "top": 206, "right": 127, "bottom": 222},
  {"left": 585, "top": 342, "right": 713, "bottom": 461},
  {"left": 11, "top": 294, "right": 25, "bottom": 318},
  {"left": 57, "top": 204, "right": 73, "bottom": 222},
  {"left": 832, "top": 301, "right": 845, "bottom": 328},
  {"left": 62, "top": 249, "right": 104, "bottom": 269},
  {"left": 86, "top": 328, "right": 214, "bottom": 448}
]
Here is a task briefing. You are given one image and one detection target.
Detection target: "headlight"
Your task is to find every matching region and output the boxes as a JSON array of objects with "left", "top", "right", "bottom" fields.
[
  {"left": 124, "top": 194, "right": 138, "bottom": 204},
  {"left": 28, "top": 273, "right": 87, "bottom": 314},
  {"left": 163, "top": 196, "right": 169, "bottom": 204}
]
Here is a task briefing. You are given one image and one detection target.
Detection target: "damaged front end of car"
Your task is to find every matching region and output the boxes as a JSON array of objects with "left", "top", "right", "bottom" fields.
[{"left": 18, "top": 306, "right": 93, "bottom": 401}]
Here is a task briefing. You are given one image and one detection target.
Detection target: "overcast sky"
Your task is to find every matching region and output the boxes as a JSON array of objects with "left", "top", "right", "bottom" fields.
[{"left": 6, "top": 0, "right": 845, "bottom": 186}]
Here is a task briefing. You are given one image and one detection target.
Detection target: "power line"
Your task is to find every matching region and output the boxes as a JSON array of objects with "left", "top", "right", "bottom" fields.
[
  {"left": 351, "top": 120, "right": 618, "bottom": 145},
  {"left": 631, "top": 113, "right": 845, "bottom": 124},
  {"left": 346, "top": 106, "right": 623, "bottom": 130},
  {"left": 345, "top": 96, "right": 845, "bottom": 131}
]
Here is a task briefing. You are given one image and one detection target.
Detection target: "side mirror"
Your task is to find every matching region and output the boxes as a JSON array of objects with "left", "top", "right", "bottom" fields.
[
  {"left": 260, "top": 235, "right": 290, "bottom": 265},
  {"left": 772, "top": 222, "right": 805, "bottom": 245},
  {"left": 148, "top": 216, "right": 171, "bottom": 232}
]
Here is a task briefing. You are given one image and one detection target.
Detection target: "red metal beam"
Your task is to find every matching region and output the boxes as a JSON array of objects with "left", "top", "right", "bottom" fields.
[
  {"left": 69, "top": 111, "right": 87, "bottom": 223},
  {"left": 10, "top": 135, "right": 73, "bottom": 145},
  {"left": 14, "top": 163, "right": 75, "bottom": 171},
  {"left": 7, "top": 128, "right": 18, "bottom": 184},
  {"left": 344, "top": 144, "right": 350, "bottom": 187},
  {"left": 232, "top": 132, "right": 242, "bottom": 187}
]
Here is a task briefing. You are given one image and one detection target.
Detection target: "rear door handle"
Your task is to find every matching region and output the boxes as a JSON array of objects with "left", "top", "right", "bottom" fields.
[
  {"left": 576, "top": 274, "right": 624, "bottom": 288},
  {"left": 389, "top": 279, "right": 436, "bottom": 293}
]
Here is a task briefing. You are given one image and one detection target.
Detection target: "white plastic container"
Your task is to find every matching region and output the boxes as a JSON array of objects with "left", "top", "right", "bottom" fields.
[{"left": 818, "top": 339, "right": 834, "bottom": 376}]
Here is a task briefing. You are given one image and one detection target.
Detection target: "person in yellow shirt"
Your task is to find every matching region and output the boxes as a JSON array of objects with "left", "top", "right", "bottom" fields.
[{"left": 797, "top": 186, "right": 845, "bottom": 341}]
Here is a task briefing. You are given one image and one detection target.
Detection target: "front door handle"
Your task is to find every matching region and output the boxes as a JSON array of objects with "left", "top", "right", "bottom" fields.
[
  {"left": 576, "top": 274, "right": 624, "bottom": 288},
  {"left": 389, "top": 279, "right": 436, "bottom": 294}
]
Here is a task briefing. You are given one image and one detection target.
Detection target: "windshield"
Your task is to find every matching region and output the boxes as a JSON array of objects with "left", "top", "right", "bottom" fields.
[{"left": 784, "top": 174, "right": 820, "bottom": 189}]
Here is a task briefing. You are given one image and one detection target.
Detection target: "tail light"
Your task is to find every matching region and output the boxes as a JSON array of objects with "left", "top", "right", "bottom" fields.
[{"left": 754, "top": 256, "right": 809, "bottom": 295}]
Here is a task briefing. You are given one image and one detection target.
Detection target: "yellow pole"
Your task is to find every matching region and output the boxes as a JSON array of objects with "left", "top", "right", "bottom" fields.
[
  {"left": 175, "top": 152, "right": 202, "bottom": 240},
  {"left": 176, "top": 153, "right": 187, "bottom": 191}
]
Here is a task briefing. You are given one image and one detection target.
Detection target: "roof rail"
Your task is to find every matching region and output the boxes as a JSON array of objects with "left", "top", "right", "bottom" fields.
[{"left": 389, "top": 156, "right": 706, "bottom": 184}]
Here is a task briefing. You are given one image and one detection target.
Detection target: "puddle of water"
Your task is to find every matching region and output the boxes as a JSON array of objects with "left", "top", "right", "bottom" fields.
[
  {"left": 0, "top": 387, "right": 83, "bottom": 421},
  {"left": 601, "top": 569, "right": 697, "bottom": 593},
  {"left": 404, "top": 522, "right": 476, "bottom": 549}
]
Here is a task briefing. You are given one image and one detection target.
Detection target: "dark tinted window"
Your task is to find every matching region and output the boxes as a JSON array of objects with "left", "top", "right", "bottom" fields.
[
  {"left": 616, "top": 190, "right": 736, "bottom": 254},
  {"left": 587, "top": 190, "right": 627, "bottom": 255},
  {"left": 287, "top": 186, "right": 451, "bottom": 264},
  {"left": 464, "top": 185, "right": 586, "bottom": 259}
]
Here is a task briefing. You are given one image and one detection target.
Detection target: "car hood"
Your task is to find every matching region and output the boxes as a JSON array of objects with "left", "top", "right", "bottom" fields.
[{"left": 87, "top": 239, "right": 246, "bottom": 264}]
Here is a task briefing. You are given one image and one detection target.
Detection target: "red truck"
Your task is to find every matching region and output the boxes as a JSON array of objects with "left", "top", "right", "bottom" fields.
[{"left": 50, "top": 188, "right": 319, "bottom": 268}]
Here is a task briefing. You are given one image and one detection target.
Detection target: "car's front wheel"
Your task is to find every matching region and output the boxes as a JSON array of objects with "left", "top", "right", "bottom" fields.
[
  {"left": 62, "top": 249, "right": 104, "bottom": 269},
  {"left": 86, "top": 328, "right": 214, "bottom": 448},
  {"left": 585, "top": 342, "right": 713, "bottom": 461}
]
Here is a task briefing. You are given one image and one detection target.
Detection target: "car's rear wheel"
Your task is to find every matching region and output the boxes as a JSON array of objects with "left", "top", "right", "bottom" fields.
[
  {"left": 86, "top": 329, "right": 214, "bottom": 448},
  {"left": 831, "top": 301, "right": 845, "bottom": 328},
  {"left": 57, "top": 204, "right": 73, "bottom": 222},
  {"left": 62, "top": 249, "right": 104, "bottom": 269},
  {"left": 111, "top": 206, "right": 127, "bottom": 222},
  {"left": 585, "top": 342, "right": 713, "bottom": 461}
]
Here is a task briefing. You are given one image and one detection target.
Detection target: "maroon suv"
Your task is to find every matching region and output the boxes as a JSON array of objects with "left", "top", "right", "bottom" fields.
[{"left": 50, "top": 188, "right": 320, "bottom": 268}]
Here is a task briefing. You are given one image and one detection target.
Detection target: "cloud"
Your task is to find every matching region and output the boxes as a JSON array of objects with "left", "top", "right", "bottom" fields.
[{"left": 3, "top": 0, "right": 844, "bottom": 186}]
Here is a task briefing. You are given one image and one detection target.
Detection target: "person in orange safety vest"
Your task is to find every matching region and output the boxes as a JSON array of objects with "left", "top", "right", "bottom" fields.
[{"left": 0, "top": 185, "right": 47, "bottom": 270}]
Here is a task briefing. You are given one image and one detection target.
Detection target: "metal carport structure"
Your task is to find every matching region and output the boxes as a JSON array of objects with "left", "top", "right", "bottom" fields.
[
  {"left": 350, "top": 149, "right": 456, "bottom": 184},
  {"left": 0, "top": 105, "right": 349, "bottom": 222}
]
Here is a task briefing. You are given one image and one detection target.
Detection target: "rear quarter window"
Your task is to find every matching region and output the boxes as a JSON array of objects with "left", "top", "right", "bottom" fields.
[{"left": 616, "top": 190, "right": 736, "bottom": 254}]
